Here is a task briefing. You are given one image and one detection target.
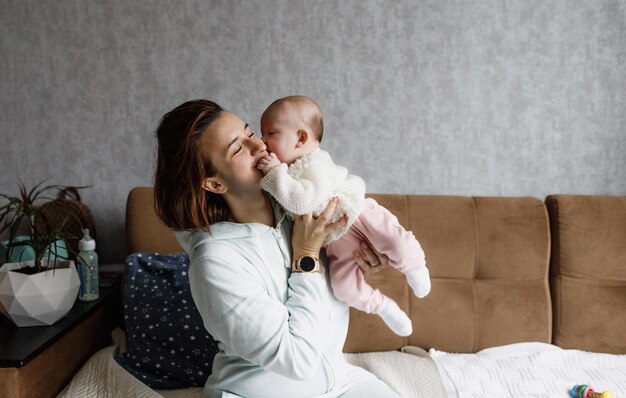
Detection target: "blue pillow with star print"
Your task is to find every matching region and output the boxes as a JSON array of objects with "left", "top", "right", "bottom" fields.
[{"left": 114, "top": 252, "right": 218, "bottom": 389}]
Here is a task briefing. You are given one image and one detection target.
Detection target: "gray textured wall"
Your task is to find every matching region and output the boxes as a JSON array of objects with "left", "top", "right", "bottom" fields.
[{"left": 1, "top": 0, "right": 625, "bottom": 263}]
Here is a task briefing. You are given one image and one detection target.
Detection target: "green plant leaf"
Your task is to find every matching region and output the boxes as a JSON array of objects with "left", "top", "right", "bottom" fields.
[{"left": 1, "top": 180, "right": 89, "bottom": 273}]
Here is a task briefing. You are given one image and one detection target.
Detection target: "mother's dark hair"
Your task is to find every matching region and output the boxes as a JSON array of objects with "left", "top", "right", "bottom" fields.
[{"left": 154, "top": 99, "right": 230, "bottom": 231}]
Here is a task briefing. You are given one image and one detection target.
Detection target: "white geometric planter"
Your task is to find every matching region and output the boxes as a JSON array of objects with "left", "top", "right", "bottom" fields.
[{"left": 0, "top": 260, "right": 80, "bottom": 327}]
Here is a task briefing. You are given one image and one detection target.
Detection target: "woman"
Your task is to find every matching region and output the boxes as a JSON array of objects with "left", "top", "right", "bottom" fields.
[{"left": 153, "top": 99, "right": 400, "bottom": 398}]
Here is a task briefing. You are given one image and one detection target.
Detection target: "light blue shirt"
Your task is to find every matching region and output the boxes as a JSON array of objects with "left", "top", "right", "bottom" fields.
[{"left": 175, "top": 201, "right": 375, "bottom": 398}]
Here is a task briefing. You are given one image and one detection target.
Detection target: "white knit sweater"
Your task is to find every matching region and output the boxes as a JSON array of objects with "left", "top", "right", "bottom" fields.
[{"left": 261, "top": 148, "right": 366, "bottom": 245}]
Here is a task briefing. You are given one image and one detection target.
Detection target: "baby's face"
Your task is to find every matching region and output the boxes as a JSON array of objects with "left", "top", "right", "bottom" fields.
[{"left": 260, "top": 111, "right": 301, "bottom": 165}]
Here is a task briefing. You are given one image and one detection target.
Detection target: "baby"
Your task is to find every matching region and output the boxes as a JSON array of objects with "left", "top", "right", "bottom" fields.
[{"left": 257, "top": 95, "right": 431, "bottom": 336}]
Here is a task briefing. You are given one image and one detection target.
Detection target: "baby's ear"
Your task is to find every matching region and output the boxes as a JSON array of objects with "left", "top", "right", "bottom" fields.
[{"left": 296, "top": 129, "right": 309, "bottom": 147}]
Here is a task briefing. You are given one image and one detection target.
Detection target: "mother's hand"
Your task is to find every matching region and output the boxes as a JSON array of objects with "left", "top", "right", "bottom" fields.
[
  {"left": 291, "top": 197, "right": 347, "bottom": 258},
  {"left": 354, "top": 242, "right": 390, "bottom": 278}
]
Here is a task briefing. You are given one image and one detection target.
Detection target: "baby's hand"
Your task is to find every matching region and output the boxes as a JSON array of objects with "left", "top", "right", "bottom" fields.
[{"left": 257, "top": 152, "right": 281, "bottom": 174}]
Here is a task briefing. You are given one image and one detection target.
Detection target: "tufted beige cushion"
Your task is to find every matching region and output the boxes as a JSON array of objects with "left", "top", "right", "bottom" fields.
[
  {"left": 125, "top": 188, "right": 553, "bottom": 354},
  {"left": 125, "top": 187, "right": 182, "bottom": 255},
  {"left": 344, "top": 195, "right": 552, "bottom": 353},
  {"left": 546, "top": 195, "right": 626, "bottom": 354}
]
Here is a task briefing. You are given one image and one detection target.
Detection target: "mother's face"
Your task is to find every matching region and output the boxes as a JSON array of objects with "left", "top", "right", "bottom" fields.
[{"left": 200, "top": 112, "right": 267, "bottom": 195}]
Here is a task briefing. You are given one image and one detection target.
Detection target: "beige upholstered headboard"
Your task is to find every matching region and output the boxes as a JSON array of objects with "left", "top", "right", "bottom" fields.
[
  {"left": 125, "top": 187, "right": 552, "bottom": 353},
  {"left": 125, "top": 187, "right": 182, "bottom": 255},
  {"left": 546, "top": 195, "right": 626, "bottom": 354}
]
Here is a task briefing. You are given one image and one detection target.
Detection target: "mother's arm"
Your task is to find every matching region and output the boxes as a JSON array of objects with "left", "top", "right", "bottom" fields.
[
  {"left": 190, "top": 253, "right": 331, "bottom": 380},
  {"left": 189, "top": 199, "right": 349, "bottom": 381}
]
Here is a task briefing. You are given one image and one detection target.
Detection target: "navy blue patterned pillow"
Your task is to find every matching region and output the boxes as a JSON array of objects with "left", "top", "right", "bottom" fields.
[{"left": 114, "top": 252, "right": 218, "bottom": 389}]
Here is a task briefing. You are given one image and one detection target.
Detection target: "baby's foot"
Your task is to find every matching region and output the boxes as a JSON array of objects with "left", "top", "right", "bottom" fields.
[
  {"left": 378, "top": 297, "right": 413, "bottom": 336},
  {"left": 406, "top": 266, "right": 431, "bottom": 298}
]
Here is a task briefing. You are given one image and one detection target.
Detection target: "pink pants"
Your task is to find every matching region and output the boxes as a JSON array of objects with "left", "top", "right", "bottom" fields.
[{"left": 326, "top": 198, "right": 426, "bottom": 314}]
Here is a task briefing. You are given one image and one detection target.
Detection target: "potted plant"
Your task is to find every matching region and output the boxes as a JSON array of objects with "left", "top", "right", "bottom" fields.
[{"left": 0, "top": 181, "right": 81, "bottom": 327}]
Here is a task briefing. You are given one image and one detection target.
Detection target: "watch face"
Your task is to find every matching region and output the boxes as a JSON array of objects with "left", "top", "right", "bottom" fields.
[{"left": 300, "top": 256, "right": 316, "bottom": 272}]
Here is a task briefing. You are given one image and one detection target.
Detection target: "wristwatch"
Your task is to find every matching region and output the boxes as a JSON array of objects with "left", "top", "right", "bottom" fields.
[{"left": 292, "top": 255, "right": 320, "bottom": 273}]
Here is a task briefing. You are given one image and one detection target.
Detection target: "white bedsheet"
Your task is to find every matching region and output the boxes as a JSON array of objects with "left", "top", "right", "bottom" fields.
[
  {"left": 429, "top": 342, "right": 626, "bottom": 398},
  {"left": 59, "top": 329, "right": 446, "bottom": 398}
]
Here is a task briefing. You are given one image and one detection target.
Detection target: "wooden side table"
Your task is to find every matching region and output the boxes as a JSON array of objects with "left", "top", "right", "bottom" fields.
[{"left": 0, "top": 279, "right": 122, "bottom": 398}]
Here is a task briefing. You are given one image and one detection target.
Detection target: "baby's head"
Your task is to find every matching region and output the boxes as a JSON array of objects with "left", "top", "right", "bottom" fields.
[{"left": 260, "top": 95, "right": 323, "bottom": 165}]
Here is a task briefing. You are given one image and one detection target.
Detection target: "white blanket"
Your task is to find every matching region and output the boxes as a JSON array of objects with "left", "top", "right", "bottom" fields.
[
  {"left": 430, "top": 342, "right": 626, "bottom": 398},
  {"left": 344, "top": 346, "right": 446, "bottom": 397},
  {"left": 59, "top": 329, "right": 445, "bottom": 398}
]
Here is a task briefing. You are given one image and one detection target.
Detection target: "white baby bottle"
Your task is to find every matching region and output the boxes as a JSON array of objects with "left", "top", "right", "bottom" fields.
[{"left": 77, "top": 228, "right": 99, "bottom": 302}]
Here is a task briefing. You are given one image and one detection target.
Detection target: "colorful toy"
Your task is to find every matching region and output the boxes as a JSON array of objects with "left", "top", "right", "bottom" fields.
[{"left": 571, "top": 384, "right": 615, "bottom": 398}]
